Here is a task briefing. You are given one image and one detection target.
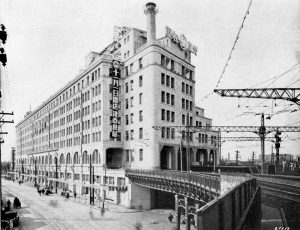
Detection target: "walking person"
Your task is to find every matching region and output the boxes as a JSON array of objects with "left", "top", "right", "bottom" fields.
[
  {"left": 168, "top": 213, "right": 174, "bottom": 222},
  {"left": 5, "top": 199, "right": 11, "bottom": 211}
]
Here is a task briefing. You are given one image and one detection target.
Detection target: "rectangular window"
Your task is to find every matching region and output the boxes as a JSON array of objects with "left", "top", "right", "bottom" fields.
[
  {"left": 182, "top": 99, "right": 185, "bottom": 109},
  {"left": 171, "top": 95, "right": 175, "bottom": 106},
  {"left": 139, "top": 93, "right": 142, "bottom": 104},
  {"left": 171, "top": 111, "right": 175, "bottom": 122},
  {"left": 171, "top": 77, "right": 174, "bottom": 88},
  {"left": 167, "top": 93, "right": 172, "bottom": 104},
  {"left": 139, "top": 128, "right": 143, "bottom": 139},
  {"left": 166, "top": 75, "right": 170, "bottom": 87},
  {"left": 161, "top": 127, "right": 165, "bottom": 138},
  {"left": 139, "top": 110, "right": 143, "bottom": 121},
  {"left": 139, "top": 58, "right": 143, "bottom": 69},
  {"left": 190, "top": 101, "right": 193, "bottom": 111},
  {"left": 186, "top": 84, "right": 189, "bottom": 94},
  {"left": 139, "top": 149, "right": 143, "bottom": 161},
  {"left": 125, "top": 66, "right": 128, "bottom": 76},
  {"left": 125, "top": 99, "right": 128, "bottom": 109},
  {"left": 161, "top": 109, "right": 165, "bottom": 121},
  {"left": 125, "top": 83, "right": 128, "bottom": 93},
  {"left": 166, "top": 110, "right": 170, "bottom": 121},
  {"left": 190, "top": 85, "right": 193, "bottom": 96},
  {"left": 130, "top": 96, "right": 134, "bottom": 107},
  {"left": 166, "top": 128, "right": 170, "bottom": 139},
  {"left": 125, "top": 115, "right": 129, "bottom": 125},
  {"left": 139, "top": 75, "right": 143, "bottom": 87},
  {"left": 130, "top": 80, "right": 134, "bottom": 91},
  {"left": 182, "top": 114, "right": 185, "bottom": 125},
  {"left": 129, "top": 63, "right": 133, "bottom": 74},
  {"left": 161, "top": 91, "right": 165, "bottom": 103},
  {"left": 126, "top": 131, "right": 129, "bottom": 141},
  {"left": 182, "top": 82, "right": 185, "bottom": 93},
  {"left": 130, "top": 113, "right": 134, "bottom": 124},
  {"left": 171, "top": 128, "right": 175, "bottom": 139},
  {"left": 130, "top": 130, "right": 134, "bottom": 140},
  {"left": 161, "top": 73, "right": 165, "bottom": 85}
]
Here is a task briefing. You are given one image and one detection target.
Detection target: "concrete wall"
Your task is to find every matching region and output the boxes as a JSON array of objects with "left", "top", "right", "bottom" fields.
[
  {"left": 220, "top": 173, "right": 247, "bottom": 195},
  {"left": 129, "top": 182, "right": 151, "bottom": 210}
]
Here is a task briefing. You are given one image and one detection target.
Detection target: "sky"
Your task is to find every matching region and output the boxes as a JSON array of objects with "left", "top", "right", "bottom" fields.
[{"left": 0, "top": 0, "right": 299, "bottom": 162}]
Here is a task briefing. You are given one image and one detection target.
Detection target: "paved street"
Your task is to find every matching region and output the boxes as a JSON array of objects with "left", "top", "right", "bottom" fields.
[{"left": 2, "top": 179, "right": 178, "bottom": 230}]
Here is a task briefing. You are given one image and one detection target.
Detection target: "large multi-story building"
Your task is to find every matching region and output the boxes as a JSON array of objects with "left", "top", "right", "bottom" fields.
[{"left": 15, "top": 2, "right": 219, "bottom": 209}]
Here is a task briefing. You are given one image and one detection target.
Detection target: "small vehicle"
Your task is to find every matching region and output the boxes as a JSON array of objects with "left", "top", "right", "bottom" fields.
[
  {"left": 45, "top": 189, "right": 53, "bottom": 195},
  {"left": 1, "top": 210, "right": 19, "bottom": 229}
]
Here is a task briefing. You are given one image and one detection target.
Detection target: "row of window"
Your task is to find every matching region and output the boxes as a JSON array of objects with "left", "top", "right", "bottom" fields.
[
  {"left": 161, "top": 127, "right": 175, "bottom": 139},
  {"left": 125, "top": 93, "right": 142, "bottom": 109},
  {"left": 125, "top": 128, "right": 143, "bottom": 141},
  {"left": 18, "top": 67, "right": 101, "bottom": 129},
  {"left": 161, "top": 73, "right": 175, "bottom": 89},
  {"left": 161, "top": 109, "right": 175, "bottom": 122},
  {"left": 161, "top": 91, "right": 175, "bottom": 106},
  {"left": 125, "top": 75, "right": 143, "bottom": 93},
  {"left": 182, "top": 82, "right": 193, "bottom": 96},
  {"left": 182, "top": 99, "right": 193, "bottom": 111},
  {"left": 124, "top": 58, "right": 143, "bottom": 76},
  {"left": 161, "top": 54, "right": 194, "bottom": 80},
  {"left": 125, "top": 111, "right": 143, "bottom": 125},
  {"left": 125, "top": 149, "right": 143, "bottom": 162}
]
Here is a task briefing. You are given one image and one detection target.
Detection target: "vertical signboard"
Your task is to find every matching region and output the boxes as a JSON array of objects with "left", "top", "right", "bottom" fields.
[{"left": 110, "top": 60, "right": 121, "bottom": 140}]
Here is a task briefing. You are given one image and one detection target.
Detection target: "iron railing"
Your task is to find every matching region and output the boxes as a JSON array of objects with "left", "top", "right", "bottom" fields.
[{"left": 125, "top": 169, "right": 220, "bottom": 202}]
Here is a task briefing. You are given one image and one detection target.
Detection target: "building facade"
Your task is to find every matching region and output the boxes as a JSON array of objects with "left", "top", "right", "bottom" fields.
[{"left": 15, "top": 2, "right": 219, "bottom": 209}]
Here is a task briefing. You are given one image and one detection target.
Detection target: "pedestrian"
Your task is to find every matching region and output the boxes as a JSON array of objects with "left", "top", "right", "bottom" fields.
[
  {"left": 168, "top": 213, "right": 173, "bottom": 222},
  {"left": 42, "top": 188, "right": 45, "bottom": 195},
  {"left": 38, "top": 189, "right": 41, "bottom": 196},
  {"left": 74, "top": 192, "right": 77, "bottom": 198},
  {"left": 13, "top": 197, "right": 21, "bottom": 209},
  {"left": 5, "top": 199, "right": 11, "bottom": 211}
]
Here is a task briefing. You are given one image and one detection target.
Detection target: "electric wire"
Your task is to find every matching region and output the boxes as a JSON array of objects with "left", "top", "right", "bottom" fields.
[{"left": 201, "top": 0, "right": 253, "bottom": 101}]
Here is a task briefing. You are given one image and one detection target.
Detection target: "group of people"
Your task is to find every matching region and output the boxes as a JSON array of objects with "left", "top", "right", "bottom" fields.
[
  {"left": 168, "top": 212, "right": 195, "bottom": 226},
  {"left": 1, "top": 197, "right": 21, "bottom": 212}
]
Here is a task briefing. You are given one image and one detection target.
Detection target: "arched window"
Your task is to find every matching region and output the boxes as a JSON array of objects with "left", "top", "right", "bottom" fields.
[
  {"left": 38, "top": 156, "right": 41, "bottom": 164},
  {"left": 66, "top": 153, "right": 71, "bottom": 164},
  {"left": 73, "top": 152, "right": 79, "bottom": 164},
  {"left": 92, "top": 150, "right": 100, "bottom": 164},
  {"left": 83, "top": 151, "right": 88, "bottom": 164},
  {"left": 45, "top": 156, "right": 48, "bottom": 164},
  {"left": 42, "top": 156, "right": 44, "bottom": 164},
  {"left": 60, "top": 154, "right": 65, "bottom": 164},
  {"left": 49, "top": 155, "right": 52, "bottom": 165}
]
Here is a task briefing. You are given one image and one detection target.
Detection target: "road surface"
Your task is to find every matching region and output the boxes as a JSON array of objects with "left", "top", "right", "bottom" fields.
[{"left": 2, "top": 179, "right": 179, "bottom": 230}]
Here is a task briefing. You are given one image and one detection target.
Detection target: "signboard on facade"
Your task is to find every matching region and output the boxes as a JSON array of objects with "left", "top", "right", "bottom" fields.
[
  {"left": 110, "top": 60, "right": 121, "bottom": 140},
  {"left": 165, "top": 26, "right": 198, "bottom": 55}
]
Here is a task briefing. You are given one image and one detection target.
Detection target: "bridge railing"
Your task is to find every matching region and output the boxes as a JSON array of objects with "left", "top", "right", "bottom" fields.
[
  {"left": 125, "top": 169, "right": 221, "bottom": 195},
  {"left": 196, "top": 178, "right": 261, "bottom": 230}
]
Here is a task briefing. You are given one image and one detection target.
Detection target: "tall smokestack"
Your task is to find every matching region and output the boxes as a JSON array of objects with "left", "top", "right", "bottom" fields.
[{"left": 144, "top": 2, "right": 158, "bottom": 45}]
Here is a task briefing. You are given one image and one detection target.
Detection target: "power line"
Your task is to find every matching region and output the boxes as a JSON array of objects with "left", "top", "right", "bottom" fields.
[{"left": 201, "top": 0, "right": 253, "bottom": 101}]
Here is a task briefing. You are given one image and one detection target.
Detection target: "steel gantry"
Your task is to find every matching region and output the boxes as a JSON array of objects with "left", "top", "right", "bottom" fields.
[
  {"left": 153, "top": 125, "right": 300, "bottom": 173},
  {"left": 214, "top": 88, "right": 300, "bottom": 107}
]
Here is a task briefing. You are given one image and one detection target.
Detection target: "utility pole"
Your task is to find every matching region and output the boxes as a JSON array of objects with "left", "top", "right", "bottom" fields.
[
  {"left": 235, "top": 150, "right": 240, "bottom": 166},
  {"left": 0, "top": 24, "right": 13, "bottom": 224},
  {"left": 274, "top": 130, "right": 281, "bottom": 172},
  {"left": 252, "top": 151, "right": 255, "bottom": 165},
  {"left": 258, "top": 113, "right": 266, "bottom": 173},
  {"left": 186, "top": 113, "right": 190, "bottom": 171}
]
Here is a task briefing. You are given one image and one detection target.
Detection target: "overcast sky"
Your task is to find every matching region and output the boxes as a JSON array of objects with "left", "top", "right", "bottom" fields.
[{"left": 0, "top": 0, "right": 299, "bottom": 161}]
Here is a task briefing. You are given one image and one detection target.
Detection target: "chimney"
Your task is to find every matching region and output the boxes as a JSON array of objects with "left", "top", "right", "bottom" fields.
[{"left": 144, "top": 2, "right": 158, "bottom": 45}]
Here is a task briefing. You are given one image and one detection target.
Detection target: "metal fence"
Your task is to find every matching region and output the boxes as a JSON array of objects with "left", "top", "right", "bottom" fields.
[
  {"left": 196, "top": 178, "right": 261, "bottom": 230},
  {"left": 125, "top": 169, "right": 220, "bottom": 202}
]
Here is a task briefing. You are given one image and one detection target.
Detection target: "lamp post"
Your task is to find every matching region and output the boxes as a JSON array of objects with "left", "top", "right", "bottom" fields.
[
  {"left": 102, "top": 165, "right": 107, "bottom": 211},
  {"left": 89, "top": 154, "right": 95, "bottom": 205}
]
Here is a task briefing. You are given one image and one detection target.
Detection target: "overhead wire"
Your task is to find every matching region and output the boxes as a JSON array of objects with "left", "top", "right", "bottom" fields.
[{"left": 201, "top": 0, "right": 253, "bottom": 101}]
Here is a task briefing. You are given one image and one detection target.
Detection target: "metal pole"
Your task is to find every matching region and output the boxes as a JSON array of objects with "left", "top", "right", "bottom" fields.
[
  {"left": 89, "top": 154, "right": 92, "bottom": 205},
  {"left": 260, "top": 113, "right": 266, "bottom": 174},
  {"left": 55, "top": 157, "right": 58, "bottom": 193},
  {"left": 186, "top": 113, "right": 190, "bottom": 171},
  {"left": 0, "top": 139, "right": 3, "bottom": 223},
  {"left": 102, "top": 166, "right": 106, "bottom": 210},
  {"left": 180, "top": 134, "right": 183, "bottom": 171}
]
